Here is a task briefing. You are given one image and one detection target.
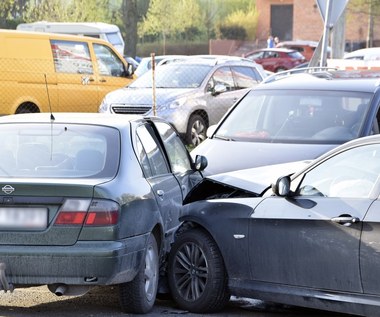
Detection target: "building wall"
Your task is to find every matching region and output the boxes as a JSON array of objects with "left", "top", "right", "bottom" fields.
[{"left": 256, "top": 0, "right": 379, "bottom": 49}]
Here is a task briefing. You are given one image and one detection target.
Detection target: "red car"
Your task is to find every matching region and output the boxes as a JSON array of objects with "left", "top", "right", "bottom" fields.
[{"left": 244, "top": 48, "right": 306, "bottom": 72}]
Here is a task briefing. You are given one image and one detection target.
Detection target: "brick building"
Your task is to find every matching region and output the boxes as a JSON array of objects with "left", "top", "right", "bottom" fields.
[{"left": 256, "top": 0, "right": 380, "bottom": 51}]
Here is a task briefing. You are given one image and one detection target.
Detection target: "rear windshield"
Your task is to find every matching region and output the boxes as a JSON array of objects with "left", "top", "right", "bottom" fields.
[
  {"left": 214, "top": 89, "right": 372, "bottom": 144},
  {"left": 0, "top": 123, "right": 120, "bottom": 178}
]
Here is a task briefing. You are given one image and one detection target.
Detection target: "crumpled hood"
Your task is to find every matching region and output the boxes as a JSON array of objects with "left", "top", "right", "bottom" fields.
[
  {"left": 184, "top": 160, "right": 311, "bottom": 204},
  {"left": 105, "top": 87, "right": 197, "bottom": 106}
]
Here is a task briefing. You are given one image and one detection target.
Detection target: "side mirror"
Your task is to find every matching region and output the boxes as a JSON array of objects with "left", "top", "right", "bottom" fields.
[
  {"left": 124, "top": 63, "right": 134, "bottom": 77},
  {"left": 212, "top": 84, "right": 227, "bottom": 96},
  {"left": 206, "top": 125, "right": 217, "bottom": 138},
  {"left": 194, "top": 155, "right": 208, "bottom": 171},
  {"left": 272, "top": 175, "right": 291, "bottom": 197}
]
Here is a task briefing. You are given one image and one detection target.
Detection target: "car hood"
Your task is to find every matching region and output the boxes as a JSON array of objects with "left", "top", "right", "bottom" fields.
[
  {"left": 191, "top": 138, "right": 337, "bottom": 176},
  {"left": 106, "top": 87, "right": 198, "bottom": 105},
  {"left": 184, "top": 160, "right": 310, "bottom": 204}
]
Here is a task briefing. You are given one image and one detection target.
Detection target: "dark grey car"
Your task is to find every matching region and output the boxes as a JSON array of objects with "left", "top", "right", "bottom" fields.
[
  {"left": 192, "top": 69, "right": 380, "bottom": 175},
  {"left": 0, "top": 113, "right": 206, "bottom": 314},
  {"left": 168, "top": 134, "right": 380, "bottom": 316}
]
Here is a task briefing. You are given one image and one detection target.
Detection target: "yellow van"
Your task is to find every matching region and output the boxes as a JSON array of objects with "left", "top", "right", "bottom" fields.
[{"left": 0, "top": 29, "right": 135, "bottom": 114}]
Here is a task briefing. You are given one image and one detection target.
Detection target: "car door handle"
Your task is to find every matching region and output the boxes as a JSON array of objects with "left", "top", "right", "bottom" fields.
[
  {"left": 331, "top": 216, "right": 360, "bottom": 226},
  {"left": 156, "top": 189, "right": 165, "bottom": 198},
  {"left": 99, "top": 78, "right": 106, "bottom": 83}
]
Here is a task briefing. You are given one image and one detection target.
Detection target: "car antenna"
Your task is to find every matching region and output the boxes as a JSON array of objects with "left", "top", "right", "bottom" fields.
[{"left": 44, "top": 74, "right": 55, "bottom": 121}]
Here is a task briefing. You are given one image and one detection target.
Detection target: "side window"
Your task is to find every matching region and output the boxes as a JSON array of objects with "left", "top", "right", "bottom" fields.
[
  {"left": 93, "top": 43, "right": 125, "bottom": 77},
  {"left": 232, "top": 66, "right": 261, "bottom": 89},
  {"left": 293, "top": 144, "right": 380, "bottom": 199},
  {"left": 51, "top": 40, "right": 93, "bottom": 74},
  {"left": 210, "top": 67, "right": 235, "bottom": 92},
  {"left": 136, "top": 125, "right": 169, "bottom": 176},
  {"left": 154, "top": 121, "right": 192, "bottom": 174}
]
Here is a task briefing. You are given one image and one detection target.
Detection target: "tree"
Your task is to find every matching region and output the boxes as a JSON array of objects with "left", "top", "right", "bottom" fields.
[
  {"left": 122, "top": 0, "right": 138, "bottom": 57},
  {"left": 139, "top": 0, "right": 201, "bottom": 54},
  {"left": 0, "top": 0, "right": 27, "bottom": 28}
]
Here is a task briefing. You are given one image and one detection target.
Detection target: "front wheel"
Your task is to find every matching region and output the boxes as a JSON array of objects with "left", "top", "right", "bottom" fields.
[
  {"left": 185, "top": 114, "right": 207, "bottom": 146},
  {"left": 119, "top": 233, "right": 159, "bottom": 314},
  {"left": 168, "top": 228, "right": 230, "bottom": 313}
]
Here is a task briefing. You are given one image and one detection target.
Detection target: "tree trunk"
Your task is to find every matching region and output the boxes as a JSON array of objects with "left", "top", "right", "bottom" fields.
[{"left": 122, "top": 0, "right": 138, "bottom": 58}]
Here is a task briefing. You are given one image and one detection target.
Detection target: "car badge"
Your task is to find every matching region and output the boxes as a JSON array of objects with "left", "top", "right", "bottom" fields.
[{"left": 2, "top": 185, "right": 15, "bottom": 194}]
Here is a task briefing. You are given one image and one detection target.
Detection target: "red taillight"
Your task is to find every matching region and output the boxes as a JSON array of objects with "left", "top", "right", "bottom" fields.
[
  {"left": 85, "top": 210, "right": 118, "bottom": 226},
  {"left": 54, "top": 199, "right": 119, "bottom": 226},
  {"left": 55, "top": 212, "right": 86, "bottom": 225}
]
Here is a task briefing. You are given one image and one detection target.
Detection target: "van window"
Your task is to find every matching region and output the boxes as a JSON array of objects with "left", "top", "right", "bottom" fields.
[
  {"left": 94, "top": 43, "right": 125, "bottom": 77},
  {"left": 106, "top": 32, "right": 123, "bottom": 46},
  {"left": 50, "top": 40, "right": 93, "bottom": 74}
]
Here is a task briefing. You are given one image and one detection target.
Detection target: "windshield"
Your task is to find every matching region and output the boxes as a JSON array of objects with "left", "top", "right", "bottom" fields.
[
  {"left": 0, "top": 123, "right": 120, "bottom": 178},
  {"left": 130, "top": 64, "right": 212, "bottom": 88},
  {"left": 215, "top": 89, "right": 371, "bottom": 144},
  {"left": 105, "top": 32, "right": 123, "bottom": 46}
]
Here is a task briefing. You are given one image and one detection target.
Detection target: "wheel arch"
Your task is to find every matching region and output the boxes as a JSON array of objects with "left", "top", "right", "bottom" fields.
[{"left": 190, "top": 110, "right": 209, "bottom": 127}]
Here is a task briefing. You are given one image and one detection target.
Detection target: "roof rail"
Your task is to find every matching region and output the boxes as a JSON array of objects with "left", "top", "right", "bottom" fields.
[{"left": 263, "top": 67, "right": 338, "bottom": 84}]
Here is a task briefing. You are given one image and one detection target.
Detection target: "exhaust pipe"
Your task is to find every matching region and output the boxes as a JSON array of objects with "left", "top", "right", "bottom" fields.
[{"left": 53, "top": 284, "right": 67, "bottom": 296}]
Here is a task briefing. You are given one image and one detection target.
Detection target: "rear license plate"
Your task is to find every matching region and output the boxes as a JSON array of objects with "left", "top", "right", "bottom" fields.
[{"left": 0, "top": 207, "right": 48, "bottom": 229}]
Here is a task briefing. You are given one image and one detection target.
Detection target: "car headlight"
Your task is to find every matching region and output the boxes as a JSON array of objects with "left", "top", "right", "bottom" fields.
[
  {"left": 161, "top": 97, "right": 187, "bottom": 111},
  {"left": 98, "top": 98, "right": 111, "bottom": 113}
]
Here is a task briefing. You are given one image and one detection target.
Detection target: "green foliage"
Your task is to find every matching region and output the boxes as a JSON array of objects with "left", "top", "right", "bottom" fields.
[
  {"left": 218, "top": 25, "right": 247, "bottom": 40},
  {"left": 223, "top": 3, "right": 258, "bottom": 40}
]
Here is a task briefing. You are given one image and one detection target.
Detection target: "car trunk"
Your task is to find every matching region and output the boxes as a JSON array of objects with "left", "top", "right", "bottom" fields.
[{"left": 0, "top": 178, "right": 104, "bottom": 246}]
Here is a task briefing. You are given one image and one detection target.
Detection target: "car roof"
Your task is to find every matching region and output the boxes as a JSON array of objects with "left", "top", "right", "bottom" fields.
[
  {"left": 259, "top": 70, "right": 380, "bottom": 93},
  {"left": 254, "top": 47, "right": 297, "bottom": 53},
  {"left": 0, "top": 113, "right": 148, "bottom": 129},
  {"left": 277, "top": 40, "right": 319, "bottom": 47}
]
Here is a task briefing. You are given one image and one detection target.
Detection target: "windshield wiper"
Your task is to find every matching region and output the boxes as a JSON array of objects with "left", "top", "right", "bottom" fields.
[{"left": 213, "top": 135, "right": 234, "bottom": 141}]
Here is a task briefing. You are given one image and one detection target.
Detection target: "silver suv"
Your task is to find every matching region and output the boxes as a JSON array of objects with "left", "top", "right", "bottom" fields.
[{"left": 99, "top": 57, "right": 266, "bottom": 146}]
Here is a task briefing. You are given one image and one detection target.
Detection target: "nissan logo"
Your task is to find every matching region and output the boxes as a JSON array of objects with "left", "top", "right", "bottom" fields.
[{"left": 2, "top": 185, "right": 15, "bottom": 194}]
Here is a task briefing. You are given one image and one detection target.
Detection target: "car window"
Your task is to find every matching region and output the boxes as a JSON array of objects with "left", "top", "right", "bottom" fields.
[
  {"left": 136, "top": 124, "right": 169, "bottom": 176},
  {"left": 51, "top": 40, "right": 93, "bottom": 74},
  {"left": 211, "top": 66, "right": 235, "bottom": 91},
  {"left": 93, "top": 43, "right": 125, "bottom": 77},
  {"left": 0, "top": 123, "right": 119, "bottom": 178},
  {"left": 154, "top": 121, "right": 192, "bottom": 174},
  {"left": 293, "top": 144, "right": 380, "bottom": 198},
  {"left": 232, "top": 66, "right": 261, "bottom": 88},
  {"left": 214, "top": 89, "right": 372, "bottom": 144},
  {"left": 288, "top": 51, "right": 304, "bottom": 59}
]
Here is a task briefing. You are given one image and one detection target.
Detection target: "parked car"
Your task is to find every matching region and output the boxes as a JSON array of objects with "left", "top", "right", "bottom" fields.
[
  {"left": 99, "top": 57, "right": 266, "bottom": 146},
  {"left": 243, "top": 47, "right": 306, "bottom": 72},
  {"left": 0, "top": 112, "right": 207, "bottom": 314},
  {"left": 275, "top": 40, "right": 318, "bottom": 61},
  {"left": 344, "top": 47, "right": 380, "bottom": 61},
  {"left": 192, "top": 69, "right": 380, "bottom": 175},
  {"left": 168, "top": 134, "right": 380, "bottom": 316}
]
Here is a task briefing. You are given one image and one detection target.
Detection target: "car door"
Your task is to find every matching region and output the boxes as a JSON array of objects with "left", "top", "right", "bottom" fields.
[
  {"left": 135, "top": 123, "right": 183, "bottom": 235},
  {"left": 249, "top": 144, "right": 379, "bottom": 292},
  {"left": 205, "top": 66, "right": 245, "bottom": 125},
  {"left": 152, "top": 120, "right": 203, "bottom": 198},
  {"left": 50, "top": 39, "right": 99, "bottom": 112}
]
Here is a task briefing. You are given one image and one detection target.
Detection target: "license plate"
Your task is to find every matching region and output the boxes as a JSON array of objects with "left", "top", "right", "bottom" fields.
[{"left": 0, "top": 207, "right": 48, "bottom": 229}]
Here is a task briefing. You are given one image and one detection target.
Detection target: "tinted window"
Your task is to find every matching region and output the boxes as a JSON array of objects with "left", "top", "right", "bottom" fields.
[
  {"left": 211, "top": 66, "right": 235, "bottom": 91},
  {"left": 51, "top": 40, "right": 93, "bottom": 74},
  {"left": 214, "top": 89, "right": 372, "bottom": 144},
  {"left": 0, "top": 123, "right": 119, "bottom": 178},
  {"left": 136, "top": 125, "right": 169, "bottom": 176},
  {"left": 295, "top": 144, "right": 380, "bottom": 198},
  {"left": 154, "top": 121, "right": 191, "bottom": 174},
  {"left": 93, "top": 43, "right": 125, "bottom": 77},
  {"left": 232, "top": 66, "right": 261, "bottom": 88}
]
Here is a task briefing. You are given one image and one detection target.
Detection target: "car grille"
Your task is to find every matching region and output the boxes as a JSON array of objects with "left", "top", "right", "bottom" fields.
[{"left": 112, "top": 106, "right": 151, "bottom": 114}]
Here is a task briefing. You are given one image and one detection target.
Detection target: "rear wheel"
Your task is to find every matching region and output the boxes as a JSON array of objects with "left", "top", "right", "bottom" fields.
[
  {"left": 119, "top": 233, "right": 159, "bottom": 314},
  {"left": 186, "top": 114, "right": 207, "bottom": 146},
  {"left": 168, "top": 228, "right": 230, "bottom": 313}
]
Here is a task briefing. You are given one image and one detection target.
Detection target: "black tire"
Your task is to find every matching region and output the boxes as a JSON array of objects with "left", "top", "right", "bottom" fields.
[
  {"left": 119, "top": 233, "right": 159, "bottom": 314},
  {"left": 185, "top": 114, "right": 207, "bottom": 146},
  {"left": 168, "top": 228, "right": 230, "bottom": 313}
]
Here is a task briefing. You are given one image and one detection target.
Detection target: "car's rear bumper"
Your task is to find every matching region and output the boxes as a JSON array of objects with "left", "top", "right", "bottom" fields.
[{"left": 0, "top": 233, "right": 149, "bottom": 286}]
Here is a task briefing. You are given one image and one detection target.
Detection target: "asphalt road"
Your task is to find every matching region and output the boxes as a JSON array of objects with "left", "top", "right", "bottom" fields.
[{"left": 0, "top": 286, "right": 356, "bottom": 317}]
